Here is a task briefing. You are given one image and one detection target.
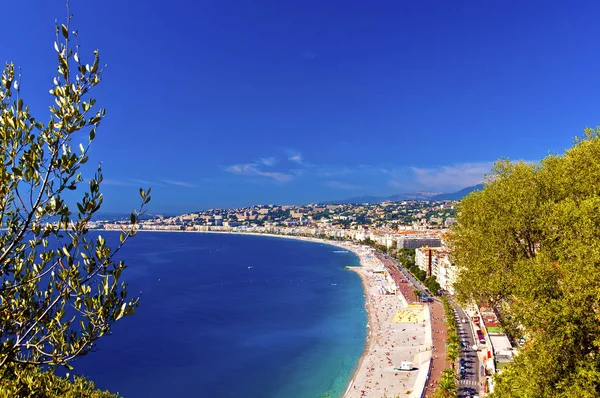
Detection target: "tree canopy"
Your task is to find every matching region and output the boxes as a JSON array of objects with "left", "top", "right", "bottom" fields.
[
  {"left": 0, "top": 10, "right": 149, "bottom": 393},
  {"left": 450, "top": 127, "right": 600, "bottom": 397},
  {"left": 0, "top": 366, "right": 119, "bottom": 398}
]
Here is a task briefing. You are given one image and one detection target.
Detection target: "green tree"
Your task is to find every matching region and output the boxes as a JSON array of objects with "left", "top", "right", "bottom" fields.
[
  {"left": 425, "top": 275, "right": 441, "bottom": 295},
  {"left": 445, "top": 342, "right": 459, "bottom": 367},
  {"left": 413, "top": 288, "right": 421, "bottom": 301},
  {"left": 0, "top": 365, "right": 119, "bottom": 398},
  {"left": 0, "top": 10, "right": 149, "bottom": 384},
  {"left": 433, "top": 368, "right": 458, "bottom": 398},
  {"left": 450, "top": 127, "right": 600, "bottom": 397}
]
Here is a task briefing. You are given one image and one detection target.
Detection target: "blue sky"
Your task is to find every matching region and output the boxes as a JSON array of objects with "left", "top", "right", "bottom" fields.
[{"left": 4, "top": 1, "right": 600, "bottom": 213}]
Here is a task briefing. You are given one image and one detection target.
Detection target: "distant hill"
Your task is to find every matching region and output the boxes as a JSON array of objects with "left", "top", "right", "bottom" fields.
[
  {"left": 322, "top": 184, "right": 484, "bottom": 205},
  {"left": 321, "top": 191, "right": 440, "bottom": 205},
  {"left": 430, "top": 184, "right": 484, "bottom": 200}
]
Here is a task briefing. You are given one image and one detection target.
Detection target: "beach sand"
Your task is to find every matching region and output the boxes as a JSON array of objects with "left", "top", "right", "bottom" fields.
[{"left": 340, "top": 248, "right": 432, "bottom": 398}]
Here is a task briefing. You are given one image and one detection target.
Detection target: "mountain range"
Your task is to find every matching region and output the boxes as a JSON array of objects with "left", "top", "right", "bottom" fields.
[{"left": 321, "top": 184, "right": 484, "bottom": 205}]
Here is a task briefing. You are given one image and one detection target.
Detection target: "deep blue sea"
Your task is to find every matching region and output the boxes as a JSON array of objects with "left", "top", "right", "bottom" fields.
[{"left": 73, "top": 232, "right": 367, "bottom": 398}]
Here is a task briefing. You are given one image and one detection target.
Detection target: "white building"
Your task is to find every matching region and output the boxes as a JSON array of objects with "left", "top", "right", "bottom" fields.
[
  {"left": 415, "top": 247, "right": 437, "bottom": 276},
  {"left": 436, "top": 254, "right": 457, "bottom": 295}
]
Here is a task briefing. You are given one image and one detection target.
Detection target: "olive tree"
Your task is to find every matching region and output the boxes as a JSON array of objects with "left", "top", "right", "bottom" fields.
[{"left": 0, "top": 13, "right": 149, "bottom": 376}]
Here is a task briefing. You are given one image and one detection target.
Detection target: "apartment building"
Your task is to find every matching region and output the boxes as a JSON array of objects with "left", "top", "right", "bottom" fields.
[
  {"left": 415, "top": 246, "right": 440, "bottom": 276},
  {"left": 435, "top": 254, "right": 457, "bottom": 294}
]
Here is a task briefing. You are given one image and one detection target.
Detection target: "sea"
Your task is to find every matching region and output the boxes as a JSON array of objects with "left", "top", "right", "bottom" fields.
[{"left": 72, "top": 232, "right": 367, "bottom": 398}]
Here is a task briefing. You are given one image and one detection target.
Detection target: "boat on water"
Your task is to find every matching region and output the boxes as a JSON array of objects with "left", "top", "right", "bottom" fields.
[{"left": 333, "top": 250, "right": 349, "bottom": 253}]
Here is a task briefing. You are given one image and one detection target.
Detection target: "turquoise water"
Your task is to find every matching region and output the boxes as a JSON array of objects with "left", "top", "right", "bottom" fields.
[{"left": 73, "top": 232, "right": 367, "bottom": 397}]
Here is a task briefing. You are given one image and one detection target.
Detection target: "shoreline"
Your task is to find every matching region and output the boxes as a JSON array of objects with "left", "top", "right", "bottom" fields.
[
  {"left": 99, "top": 229, "right": 427, "bottom": 397},
  {"left": 343, "top": 265, "right": 374, "bottom": 397}
]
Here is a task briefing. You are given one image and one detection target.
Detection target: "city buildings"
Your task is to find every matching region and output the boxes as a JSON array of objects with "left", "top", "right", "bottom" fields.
[{"left": 95, "top": 199, "right": 460, "bottom": 292}]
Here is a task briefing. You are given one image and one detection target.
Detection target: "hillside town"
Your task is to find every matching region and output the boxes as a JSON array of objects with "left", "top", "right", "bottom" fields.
[{"left": 96, "top": 200, "right": 459, "bottom": 294}]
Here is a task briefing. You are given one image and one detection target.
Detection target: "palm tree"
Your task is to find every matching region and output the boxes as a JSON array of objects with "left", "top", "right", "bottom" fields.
[
  {"left": 437, "top": 369, "right": 458, "bottom": 397},
  {"left": 448, "top": 331, "right": 461, "bottom": 346},
  {"left": 413, "top": 288, "right": 421, "bottom": 301},
  {"left": 446, "top": 343, "right": 460, "bottom": 367}
]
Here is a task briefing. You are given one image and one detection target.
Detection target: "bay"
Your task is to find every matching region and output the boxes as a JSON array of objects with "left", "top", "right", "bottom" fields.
[{"left": 73, "top": 232, "right": 367, "bottom": 398}]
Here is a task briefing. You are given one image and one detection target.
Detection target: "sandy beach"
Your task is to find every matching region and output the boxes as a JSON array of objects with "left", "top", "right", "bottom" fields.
[{"left": 340, "top": 247, "right": 432, "bottom": 398}]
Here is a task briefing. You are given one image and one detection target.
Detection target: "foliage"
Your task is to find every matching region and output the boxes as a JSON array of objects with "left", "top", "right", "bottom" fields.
[
  {"left": 396, "top": 248, "right": 415, "bottom": 268},
  {"left": 413, "top": 288, "right": 421, "bottom": 301},
  {"left": 431, "top": 298, "right": 460, "bottom": 398},
  {"left": 377, "top": 244, "right": 389, "bottom": 253},
  {"left": 0, "top": 8, "right": 149, "bottom": 390},
  {"left": 432, "top": 368, "right": 458, "bottom": 398},
  {"left": 449, "top": 127, "right": 600, "bottom": 396},
  {"left": 441, "top": 297, "right": 460, "bottom": 365},
  {"left": 424, "top": 275, "right": 441, "bottom": 295},
  {"left": 0, "top": 366, "right": 119, "bottom": 398},
  {"left": 408, "top": 265, "right": 427, "bottom": 282}
]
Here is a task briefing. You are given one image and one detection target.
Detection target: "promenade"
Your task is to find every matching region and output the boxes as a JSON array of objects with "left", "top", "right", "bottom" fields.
[{"left": 377, "top": 254, "right": 449, "bottom": 398}]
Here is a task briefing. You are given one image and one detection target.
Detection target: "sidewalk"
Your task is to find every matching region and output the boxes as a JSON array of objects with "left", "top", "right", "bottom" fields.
[
  {"left": 376, "top": 254, "right": 449, "bottom": 398},
  {"left": 422, "top": 301, "right": 449, "bottom": 397}
]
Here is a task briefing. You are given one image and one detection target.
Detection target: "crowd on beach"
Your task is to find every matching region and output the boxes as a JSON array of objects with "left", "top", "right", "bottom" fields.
[
  {"left": 377, "top": 253, "right": 452, "bottom": 398},
  {"left": 343, "top": 249, "right": 432, "bottom": 398}
]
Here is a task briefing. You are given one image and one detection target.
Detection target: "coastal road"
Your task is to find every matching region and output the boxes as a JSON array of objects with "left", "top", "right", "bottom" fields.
[
  {"left": 447, "top": 298, "right": 482, "bottom": 398},
  {"left": 379, "top": 253, "right": 482, "bottom": 397},
  {"left": 376, "top": 253, "right": 450, "bottom": 397},
  {"left": 380, "top": 254, "right": 433, "bottom": 299}
]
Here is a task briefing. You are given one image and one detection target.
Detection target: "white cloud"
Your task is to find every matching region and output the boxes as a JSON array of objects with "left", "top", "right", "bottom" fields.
[
  {"left": 407, "top": 162, "right": 493, "bottom": 191},
  {"left": 131, "top": 178, "right": 165, "bottom": 187},
  {"left": 162, "top": 179, "right": 197, "bottom": 188},
  {"left": 104, "top": 178, "right": 197, "bottom": 188},
  {"left": 225, "top": 163, "right": 294, "bottom": 183},
  {"left": 226, "top": 153, "right": 495, "bottom": 193},
  {"left": 258, "top": 171, "right": 294, "bottom": 183},
  {"left": 288, "top": 153, "right": 303, "bottom": 164},
  {"left": 258, "top": 157, "right": 277, "bottom": 166}
]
